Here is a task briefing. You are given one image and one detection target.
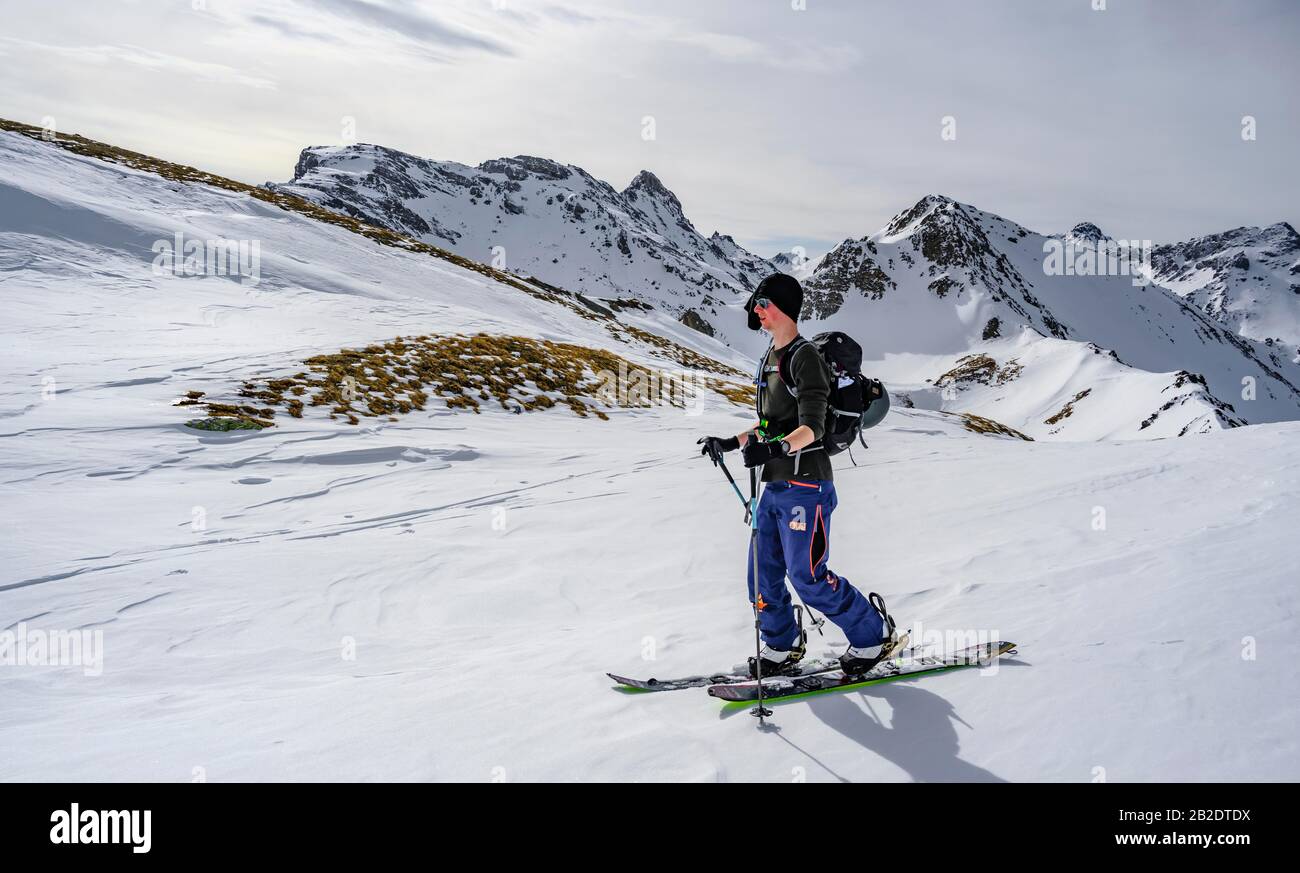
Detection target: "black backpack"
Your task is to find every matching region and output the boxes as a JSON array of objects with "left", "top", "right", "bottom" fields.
[{"left": 776, "top": 331, "right": 889, "bottom": 457}]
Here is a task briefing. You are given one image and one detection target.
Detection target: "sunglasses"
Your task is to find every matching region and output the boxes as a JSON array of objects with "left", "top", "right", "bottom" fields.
[{"left": 753, "top": 296, "right": 772, "bottom": 309}]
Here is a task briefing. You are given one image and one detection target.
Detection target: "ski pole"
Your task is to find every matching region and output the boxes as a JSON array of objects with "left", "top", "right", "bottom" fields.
[
  {"left": 704, "top": 443, "right": 751, "bottom": 523},
  {"left": 749, "top": 465, "right": 772, "bottom": 722}
]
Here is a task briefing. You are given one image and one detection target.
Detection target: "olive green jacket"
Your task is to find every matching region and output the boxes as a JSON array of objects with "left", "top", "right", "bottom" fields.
[{"left": 756, "top": 337, "right": 833, "bottom": 482}]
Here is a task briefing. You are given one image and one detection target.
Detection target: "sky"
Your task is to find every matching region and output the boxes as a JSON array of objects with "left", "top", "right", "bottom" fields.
[{"left": 0, "top": 0, "right": 1296, "bottom": 259}]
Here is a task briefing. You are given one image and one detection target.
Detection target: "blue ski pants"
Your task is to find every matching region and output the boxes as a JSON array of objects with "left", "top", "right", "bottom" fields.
[{"left": 746, "top": 479, "right": 884, "bottom": 650}]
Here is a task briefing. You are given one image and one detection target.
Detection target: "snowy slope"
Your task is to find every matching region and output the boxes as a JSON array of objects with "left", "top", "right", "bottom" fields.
[
  {"left": 801, "top": 196, "right": 1300, "bottom": 439},
  {"left": 280, "top": 144, "right": 1300, "bottom": 441},
  {"left": 268, "top": 144, "right": 775, "bottom": 353},
  {"left": 2, "top": 128, "right": 1298, "bottom": 783},
  {"left": 1150, "top": 221, "right": 1300, "bottom": 350}
]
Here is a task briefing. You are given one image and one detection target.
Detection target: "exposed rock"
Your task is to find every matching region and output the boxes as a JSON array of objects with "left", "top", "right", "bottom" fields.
[{"left": 679, "top": 308, "right": 716, "bottom": 337}]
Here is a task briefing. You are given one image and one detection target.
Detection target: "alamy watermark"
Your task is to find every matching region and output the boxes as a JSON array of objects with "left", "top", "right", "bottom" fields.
[
  {"left": 0, "top": 623, "right": 103, "bottom": 676},
  {"left": 908, "top": 620, "right": 1006, "bottom": 675},
  {"left": 1043, "top": 238, "right": 1152, "bottom": 286},
  {"left": 152, "top": 232, "right": 261, "bottom": 287},
  {"left": 592, "top": 362, "right": 708, "bottom": 416},
  {"left": 50, "top": 803, "right": 150, "bottom": 853}
]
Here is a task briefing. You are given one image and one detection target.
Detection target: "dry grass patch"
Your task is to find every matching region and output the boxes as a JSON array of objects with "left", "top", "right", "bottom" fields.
[
  {"left": 934, "top": 354, "right": 1023, "bottom": 390},
  {"left": 185, "top": 332, "right": 751, "bottom": 429},
  {"left": 606, "top": 323, "right": 746, "bottom": 376},
  {"left": 1045, "top": 388, "right": 1092, "bottom": 425},
  {"left": 957, "top": 412, "right": 1032, "bottom": 440}
]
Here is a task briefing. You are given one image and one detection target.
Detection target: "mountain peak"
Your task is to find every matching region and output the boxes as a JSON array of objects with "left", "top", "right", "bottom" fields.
[
  {"left": 1262, "top": 221, "right": 1300, "bottom": 252},
  {"left": 906, "top": 193, "right": 958, "bottom": 217},
  {"left": 882, "top": 194, "right": 960, "bottom": 239},
  {"left": 770, "top": 250, "right": 809, "bottom": 274},
  {"left": 292, "top": 147, "right": 322, "bottom": 181},
  {"left": 1066, "top": 222, "right": 1109, "bottom": 244},
  {"left": 267, "top": 137, "right": 770, "bottom": 344},
  {"left": 623, "top": 170, "right": 685, "bottom": 215},
  {"left": 290, "top": 142, "right": 415, "bottom": 181},
  {"left": 900, "top": 193, "right": 956, "bottom": 209},
  {"left": 626, "top": 168, "right": 665, "bottom": 191},
  {"left": 477, "top": 155, "right": 573, "bottom": 182}
]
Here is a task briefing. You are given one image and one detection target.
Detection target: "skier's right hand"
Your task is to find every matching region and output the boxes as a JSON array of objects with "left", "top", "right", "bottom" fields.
[{"left": 698, "top": 435, "right": 740, "bottom": 465}]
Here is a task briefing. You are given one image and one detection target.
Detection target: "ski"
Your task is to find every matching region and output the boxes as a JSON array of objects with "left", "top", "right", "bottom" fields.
[
  {"left": 608, "top": 631, "right": 912, "bottom": 693},
  {"left": 706, "top": 640, "right": 1017, "bottom": 705},
  {"left": 608, "top": 657, "right": 841, "bottom": 693}
]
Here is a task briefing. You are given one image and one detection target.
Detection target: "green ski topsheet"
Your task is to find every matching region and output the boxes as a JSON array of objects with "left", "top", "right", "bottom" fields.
[{"left": 706, "top": 640, "right": 1017, "bottom": 706}]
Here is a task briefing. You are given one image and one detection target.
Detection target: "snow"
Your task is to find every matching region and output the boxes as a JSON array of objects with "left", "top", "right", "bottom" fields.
[
  {"left": 271, "top": 144, "right": 776, "bottom": 356},
  {"left": 1150, "top": 222, "right": 1300, "bottom": 349},
  {"left": 803, "top": 198, "right": 1300, "bottom": 440},
  {"left": 2, "top": 130, "right": 1298, "bottom": 782},
  {"left": 274, "top": 142, "right": 1300, "bottom": 443}
]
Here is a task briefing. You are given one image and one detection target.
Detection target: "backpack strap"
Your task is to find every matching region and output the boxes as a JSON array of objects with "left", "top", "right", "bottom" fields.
[
  {"left": 771, "top": 337, "right": 831, "bottom": 461},
  {"left": 753, "top": 339, "right": 773, "bottom": 420},
  {"left": 776, "top": 336, "right": 813, "bottom": 398}
]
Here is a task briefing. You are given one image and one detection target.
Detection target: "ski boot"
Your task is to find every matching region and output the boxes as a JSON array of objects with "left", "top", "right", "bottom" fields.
[
  {"left": 748, "top": 642, "right": 806, "bottom": 679},
  {"left": 748, "top": 602, "right": 814, "bottom": 679},
  {"left": 839, "top": 592, "right": 904, "bottom": 675}
]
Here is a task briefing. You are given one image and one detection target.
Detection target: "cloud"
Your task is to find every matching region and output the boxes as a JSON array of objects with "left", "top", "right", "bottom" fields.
[
  {"left": 298, "top": 0, "right": 513, "bottom": 57},
  {"left": 0, "top": 37, "right": 276, "bottom": 89},
  {"left": 247, "top": 14, "right": 343, "bottom": 44},
  {"left": 661, "top": 29, "right": 860, "bottom": 74},
  {"left": 2, "top": 0, "right": 1292, "bottom": 247},
  {"left": 540, "top": 5, "right": 603, "bottom": 26}
]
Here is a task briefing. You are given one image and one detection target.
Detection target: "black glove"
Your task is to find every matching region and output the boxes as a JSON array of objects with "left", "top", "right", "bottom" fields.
[
  {"left": 742, "top": 438, "right": 788, "bottom": 468},
  {"left": 698, "top": 435, "right": 740, "bottom": 465}
]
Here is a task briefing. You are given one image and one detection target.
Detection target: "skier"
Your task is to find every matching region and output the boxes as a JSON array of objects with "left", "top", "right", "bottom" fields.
[{"left": 699, "top": 273, "right": 897, "bottom": 679}]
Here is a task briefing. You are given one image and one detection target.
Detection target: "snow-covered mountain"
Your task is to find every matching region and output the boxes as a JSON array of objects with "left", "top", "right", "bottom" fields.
[
  {"left": 799, "top": 196, "right": 1300, "bottom": 439},
  {"left": 269, "top": 144, "right": 774, "bottom": 349},
  {"left": 4, "top": 123, "right": 1298, "bottom": 783},
  {"left": 276, "top": 142, "right": 1300, "bottom": 441},
  {"left": 1149, "top": 221, "right": 1300, "bottom": 350},
  {"left": 770, "top": 248, "right": 819, "bottom": 276}
]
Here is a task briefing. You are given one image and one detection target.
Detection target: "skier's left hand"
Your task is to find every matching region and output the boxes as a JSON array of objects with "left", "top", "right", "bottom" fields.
[{"left": 741, "top": 439, "right": 787, "bottom": 468}]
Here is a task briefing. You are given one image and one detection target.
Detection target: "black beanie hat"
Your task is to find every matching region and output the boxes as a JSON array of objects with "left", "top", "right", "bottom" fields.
[{"left": 746, "top": 273, "right": 804, "bottom": 330}]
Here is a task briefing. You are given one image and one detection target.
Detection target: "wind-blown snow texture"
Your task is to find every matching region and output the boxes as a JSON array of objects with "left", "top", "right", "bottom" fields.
[{"left": 2, "top": 130, "right": 1298, "bottom": 781}]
